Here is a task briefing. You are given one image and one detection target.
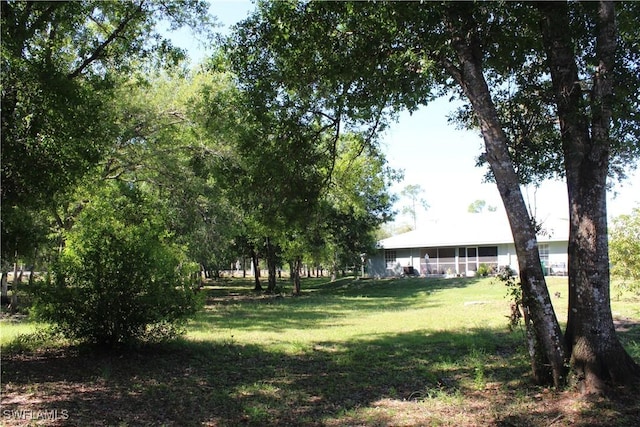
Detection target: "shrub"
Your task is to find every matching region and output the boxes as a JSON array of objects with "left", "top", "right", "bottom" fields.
[
  {"left": 476, "top": 263, "right": 494, "bottom": 277},
  {"left": 609, "top": 208, "right": 640, "bottom": 294},
  {"left": 34, "top": 183, "right": 202, "bottom": 348},
  {"left": 494, "top": 266, "right": 522, "bottom": 330}
]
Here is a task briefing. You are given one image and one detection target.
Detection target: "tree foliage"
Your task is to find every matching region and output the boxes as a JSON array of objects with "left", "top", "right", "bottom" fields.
[
  {"left": 35, "top": 182, "right": 201, "bottom": 347},
  {"left": 400, "top": 184, "right": 428, "bottom": 229},
  {"left": 227, "top": 0, "right": 640, "bottom": 388},
  {"left": 468, "top": 199, "right": 497, "bottom": 214},
  {"left": 609, "top": 207, "right": 640, "bottom": 293},
  {"left": 1, "top": 0, "right": 213, "bottom": 264},
  {"left": 318, "top": 133, "right": 398, "bottom": 276},
  {"left": 103, "top": 69, "right": 243, "bottom": 278},
  {"left": 224, "top": 14, "right": 402, "bottom": 289}
]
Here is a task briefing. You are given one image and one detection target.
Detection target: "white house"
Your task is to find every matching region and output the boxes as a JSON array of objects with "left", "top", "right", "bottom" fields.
[{"left": 369, "top": 213, "right": 569, "bottom": 278}]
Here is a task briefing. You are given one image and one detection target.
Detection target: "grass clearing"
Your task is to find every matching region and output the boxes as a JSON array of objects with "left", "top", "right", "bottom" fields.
[{"left": 1, "top": 276, "right": 639, "bottom": 426}]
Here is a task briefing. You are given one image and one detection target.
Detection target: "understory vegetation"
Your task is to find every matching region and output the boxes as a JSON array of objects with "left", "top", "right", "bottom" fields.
[{"left": 2, "top": 276, "right": 638, "bottom": 426}]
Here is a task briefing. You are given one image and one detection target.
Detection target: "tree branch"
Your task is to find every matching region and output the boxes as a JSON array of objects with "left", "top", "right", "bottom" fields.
[
  {"left": 67, "top": 1, "right": 145, "bottom": 79},
  {"left": 590, "top": 1, "right": 616, "bottom": 149}
]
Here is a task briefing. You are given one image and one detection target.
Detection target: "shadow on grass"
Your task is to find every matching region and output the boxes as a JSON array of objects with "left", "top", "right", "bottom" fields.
[
  {"left": 191, "top": 276, "right": 483, "bottom": 333},
  {"left": 618, "top": 321, "right": 640, "bottom": 361},
  {"left": 5, "top": 326, "right": 638, "bottom": 426},
  {"left": 3, "top": 276, "right": 637, "bottom": 426},
  {"left": 202, "top": 275, "right": 482, "bottom": 300},
  {"left": 303, "top": 275, "right": 483, "bottom": 296},
  {"left": 1, "top": 328, "right": 524, "bottom": 426}
]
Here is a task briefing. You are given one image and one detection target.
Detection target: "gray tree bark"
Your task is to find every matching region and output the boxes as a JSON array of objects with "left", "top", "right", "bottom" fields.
[
  {"left": 538, "top": 0, "right": 640, "bottom": 392},
  {"left": 442, "top": 4, "right": 568, "bottom": 386}
]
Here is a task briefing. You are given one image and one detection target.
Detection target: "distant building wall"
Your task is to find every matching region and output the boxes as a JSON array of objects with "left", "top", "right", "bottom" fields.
[
  {"left": 369, "top": 215, "right": 569, "bottom": 278},
  {"left": 368, "top": 242, "right": 566, "bottom": 278}
]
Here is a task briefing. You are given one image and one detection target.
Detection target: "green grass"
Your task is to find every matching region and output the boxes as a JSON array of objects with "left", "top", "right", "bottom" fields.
[
  {"left": 1, "top": 276, "right": 639, "bottom": 426},
  {"left": 0, "top": 318, "right": 38, "bottom": 345}
]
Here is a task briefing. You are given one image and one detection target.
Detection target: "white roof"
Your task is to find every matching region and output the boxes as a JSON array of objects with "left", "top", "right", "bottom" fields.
[{"left": 379, "top": 213, "right": 569, "bottom": 249}]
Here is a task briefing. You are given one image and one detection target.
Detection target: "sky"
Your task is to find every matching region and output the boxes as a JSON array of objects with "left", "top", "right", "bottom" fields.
[{"left": 168, "top": 0, "right": 640, "bottom": 226}]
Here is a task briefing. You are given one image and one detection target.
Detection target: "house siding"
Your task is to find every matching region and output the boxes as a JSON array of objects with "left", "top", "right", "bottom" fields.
[
  {"left": 369, "top": 244, "right": 519, "bottom": 277},
  {"left": 368, "top": 215, "right": 569, "bottom": 278}
]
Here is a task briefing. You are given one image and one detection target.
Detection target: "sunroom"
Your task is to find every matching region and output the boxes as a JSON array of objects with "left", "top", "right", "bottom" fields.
[{"left": 370, "top": 213, "right": 568, "bottom": 278}]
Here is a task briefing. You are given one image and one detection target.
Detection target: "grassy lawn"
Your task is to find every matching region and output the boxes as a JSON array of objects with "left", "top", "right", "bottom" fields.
[{"left": 1, "top": 276, "right": 639, "bottom": 426}]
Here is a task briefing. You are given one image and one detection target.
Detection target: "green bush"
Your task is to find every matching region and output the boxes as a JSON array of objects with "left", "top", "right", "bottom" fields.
[
  {"left": 476, "top": 263, "right": 494, "bottom": 277},
  {"left": 609, "top": 207, "right": 640, "bottom": 294},
  {"left": 34, "top": 183, "right": 202, "bottom": 348}
]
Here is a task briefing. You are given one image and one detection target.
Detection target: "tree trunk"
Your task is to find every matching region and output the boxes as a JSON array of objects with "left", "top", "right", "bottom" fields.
[
  {"left": 250, "top": 248, "right": 262, "bottom": 291},
  {"left": 538, "top": 0, "right": 640, "bottom": 392},
  {"left": 1, "top": 272, "right": 8, "bottom": 305},
  {"left": 330, "top": 252, "right": 337, "bottom": 282},
  {"left": 265, "top": 237, "right": 277, "bottom": 293},
  {"left": 10, "top": 257, "right": 20, "bottom": 312},
  {"left": 199, "top": 264, "right": 207, "bottom": 285},
  {"left": 443, "top": 4, "right": 568, "bottom": 386},
  {"left": 242, "top": 256, "right": 246, "bottom": 278},
  {"left": 292, "top": 256, "right": 302, "bottom": 295},
  {"left": 27, "top": 263, "right": 35, "bottom": 287}
]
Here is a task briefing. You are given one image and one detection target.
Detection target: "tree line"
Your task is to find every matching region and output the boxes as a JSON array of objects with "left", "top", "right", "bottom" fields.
[
  {"left": 222, "top": 0, "right": 640, "bottom": 392},
  {"left": 2, "top": 0, "right": 639, "bottom": 392},
  {"left": 1, "top": 0, "right": 397, "bottom": 344}
]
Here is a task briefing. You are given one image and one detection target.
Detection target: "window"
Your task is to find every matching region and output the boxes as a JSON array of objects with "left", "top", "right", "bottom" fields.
[
  {"left": 385, "top": 250, "right": 397, "bottom": 269},
  {"left": 438, "top": 248, "right": 456, "bottom": 274},
  {"left": 478, "top": 246, "right": 498, "bottom": 258},
  {"left": 424, "top": 248, "right": 438, "bottom": 259},
  {"left": 439, "top": 248, "right": 456, "bottom": 259},
  {"left": 478, "top": 246, "right": 498, "bottom": 264},
  {"left": 478, "top": 246, "right": 499, "bottom": 273},
  {"left": 459, "top": 247, "right": 479, "bottom": 273}
]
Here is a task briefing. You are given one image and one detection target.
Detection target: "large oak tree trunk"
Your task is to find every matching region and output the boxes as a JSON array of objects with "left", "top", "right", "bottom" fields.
[
  {"left": 538, "top": 1, "right": 640, "bottom": 392},
  {"left": 443, "top": 4, "right": 568, "bottom": 386}
]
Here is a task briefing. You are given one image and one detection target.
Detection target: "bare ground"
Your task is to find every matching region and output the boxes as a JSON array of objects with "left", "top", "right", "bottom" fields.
[{"left": 2, "top": 342, "right": 639, "bottom": 427}]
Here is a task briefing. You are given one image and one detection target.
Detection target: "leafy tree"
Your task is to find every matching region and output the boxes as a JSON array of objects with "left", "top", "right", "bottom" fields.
[
  {"left": 112, "top": 69, "right": 243, "bottom": 281},
  {"left": 439, "top": 1, "right": 640, "bottom": 387},
  {"left": 322, "top": 134, "right": 398, "bottom": 277},
  {"left": 273, "top": 132, "right": 397, "bottom": 291},
  {"left": 609, "top": 207, "right": 640, "bottom": 293},
  {"left": 35, "top": 182, "right": 201, "bottom": 347},
  {"left": 535, "top": 1, "right": 640, "bottom": 390},
  {"left": 210, "top": 82, "right": 334, "bottom": 292},
  {"left": 400, "top": 184, "right": 429, "bottom": 229},
  {"left": 225, "top": 2, "right": 404, "bottom": 291},
  {"left": 228, "top": 1, "right": 640, "bottom": 389},
  {"left": 1, "top": 0, "right": 213, "bottom": 264},
  {"left": 468, "top": 199, "right": 496, "bottom": 214}
]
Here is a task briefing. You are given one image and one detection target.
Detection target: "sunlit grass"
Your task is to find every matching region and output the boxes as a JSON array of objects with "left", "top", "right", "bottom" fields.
[
  {"left": 186, "top": 276, "right": 519, "bottom": 350},
  {"left": 2, "top": 275, "right": 639, "bottom": 426},
  {"left": 0, "top": 319, "right": 39, "bottom": 346}
]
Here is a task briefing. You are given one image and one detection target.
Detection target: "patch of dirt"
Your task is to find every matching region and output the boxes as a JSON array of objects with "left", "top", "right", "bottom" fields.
[
  {"left": 613, "top": 316, "right": 640, "bottom": 333},
  {"left": 322, "top": 387, "right": 640, "bottom": 427},
  {"left": 2, "top": 345, "right": 639, "bottom": 427}
]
